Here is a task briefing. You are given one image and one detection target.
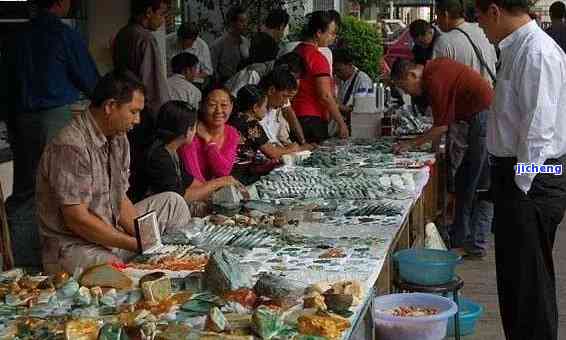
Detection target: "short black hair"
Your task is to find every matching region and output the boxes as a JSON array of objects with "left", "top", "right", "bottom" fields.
[
  {"left": 155, "top": 101, "right": 198, "bottom": 144},
  {"left": 91, "top": 70, "right": 146, "bottom": 107},
  {"left": 249, "top": 33, "right": 279, "bottom": 63},
  {"left": 274, "top": 52, "right": 306, "bottom": 76},
  {"left": 131, "top": 0, "right": 165, "bottom": 19},
  {"left": 302, "top": 10, "right": 337, "bottom": 40},
  {"left": 227, "top": 5, "right": 247, "bottom": 24},
  {"left": 327, "top": 9, "right": 342, "bottom": 26},
  {"left": 333, "top": 48, "right": 354, "bottom": 65},
  {"left": 550, "top": 1, "right": 566, "bottom": 19},
  {"left": 36, "top": 0, "right": 59, "bottom": 9},
  {"left": 476, "top": 0, "right": 532, "bottom": 13},
  {"left": 436, "top": 0, "right": 465, "bottom": 18},
  {"left": 177, "top": 22, "right": 200, "bottom": 41},
  {"left": 409, "top": 19, "right": 432, "bottom": 39},
  {"left": 265, "top": 9, "right": 290, "bottom": 29},
  {"left": 258, "top": 67, "right": 298, "bottom": 92},
  {"left": 171, "top": 52, "right": 199, "bottom": 74},
  {"left": 390, "top": 58, "right": 418, "bottom": 82},
  {"left": 237, "top": 85, "right": 267, "bottom": 113}
]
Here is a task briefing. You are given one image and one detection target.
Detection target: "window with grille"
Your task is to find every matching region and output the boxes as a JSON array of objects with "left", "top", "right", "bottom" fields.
[{"left": 313, "top": 0, "right": 336, "bottom": 11}]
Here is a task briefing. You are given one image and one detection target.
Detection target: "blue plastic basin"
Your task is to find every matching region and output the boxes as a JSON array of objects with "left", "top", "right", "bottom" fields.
[
  {"left": 393, "top": 248, "right": 462, "bottom": 286},
  {"left": 447, "top": 297, "right": 483, "bottom": 337}
]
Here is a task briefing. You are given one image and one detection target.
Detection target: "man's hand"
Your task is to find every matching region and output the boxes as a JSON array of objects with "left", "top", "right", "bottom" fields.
[
  {"left": 338, "top": 122, "right": 349, "bottom": 139},
  {"left": 196, "top": 71, "right": 209, "bottom": 79},
  {"left": 393, "top": 141, "right": 411, "bottom": 154},
  {"left": 300, "top": 143, "right": 316, "bottom": 151},
  {"left": 340, "top": 104, "right": 353, "bottom": 115},
  {"left": 287, "top": 143, "right": 301, "bottom": 153}
]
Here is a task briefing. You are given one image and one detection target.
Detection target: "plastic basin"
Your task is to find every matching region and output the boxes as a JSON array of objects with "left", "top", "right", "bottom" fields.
[
  {"left": 393, "top": 248, "right": 461, "bottom": 285},
  {"left": 447, "top": 297, "right": 483, "bottom": 337},
  {"left": 373, "top": 293, "right": 458, "bottom": 340}
]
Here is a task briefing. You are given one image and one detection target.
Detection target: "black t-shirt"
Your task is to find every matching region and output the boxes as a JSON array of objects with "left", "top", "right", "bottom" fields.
[
  {"left": 411, "top": 29, "right": 439, "bottom": 65},
  {"left": 249, "top": 31, "right": 279, "bottom": 64},
  {"left": 141, "top": 139, "right": 194, "bottom": 197}
]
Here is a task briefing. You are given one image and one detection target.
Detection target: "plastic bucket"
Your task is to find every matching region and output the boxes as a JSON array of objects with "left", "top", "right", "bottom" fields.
[
  {"left": 373, "top": 293, "right": 458, "bottom": 340},
  {"left": 393, "top": 248, "right": 461, "bottom": 285},
  {"left": 447, "top": 297, "right": 483, "bottom": 337}
]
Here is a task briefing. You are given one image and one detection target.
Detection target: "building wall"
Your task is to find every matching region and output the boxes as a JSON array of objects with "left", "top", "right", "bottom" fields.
[
  {"left": 87, "top": 0, "right": 169, "bottom": 76},
  {"left": 87, "top": 0, "right": 130, "bottom": 74}
]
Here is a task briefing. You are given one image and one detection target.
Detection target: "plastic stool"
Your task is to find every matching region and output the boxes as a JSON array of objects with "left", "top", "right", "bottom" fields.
[{"left": 393, "top": 276, "right": 464, "bottom": 340}]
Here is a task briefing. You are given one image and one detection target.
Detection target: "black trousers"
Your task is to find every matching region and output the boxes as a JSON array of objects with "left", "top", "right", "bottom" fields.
[
  {"left": 298, "top": 116, "right": 328, "bottom": 144},
  {"left": 492, "top": 156, "right": 566, "bottom": 340}
]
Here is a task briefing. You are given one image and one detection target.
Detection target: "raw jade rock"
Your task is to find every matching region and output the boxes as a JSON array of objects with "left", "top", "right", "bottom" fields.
[{"left": 203, "top": 249, "right": 251, "bottom": 295}]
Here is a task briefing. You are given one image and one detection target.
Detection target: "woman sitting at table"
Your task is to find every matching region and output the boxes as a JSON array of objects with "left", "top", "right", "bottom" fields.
[
  {"left": 141, "top": 101, "right": 239, "bottom": 208},
  {"left": 178, "top": 87, "right": 240, "bottom": 182}
]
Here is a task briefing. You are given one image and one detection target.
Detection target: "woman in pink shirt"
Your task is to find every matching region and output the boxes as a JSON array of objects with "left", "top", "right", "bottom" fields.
[{"left": 179, "top": 87, "right": 240, "bottom": 182}]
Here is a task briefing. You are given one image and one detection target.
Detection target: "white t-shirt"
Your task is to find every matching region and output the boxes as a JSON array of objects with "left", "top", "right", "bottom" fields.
[
  {"left": 432, "top": 22, "right": 497, "bottom": 85},
  {"left": 183, "top": 37, "right": 213, "bottom": 83},
  {"left": 260, "top": 106, "right": 292, "bottom": 145},
  {"left": 167, "top": 74, "right": 202, "bottom": 109}
]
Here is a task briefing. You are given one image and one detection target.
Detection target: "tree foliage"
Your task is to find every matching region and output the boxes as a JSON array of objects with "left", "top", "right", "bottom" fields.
[{"left": 338, "top": 16, "right": 383, "bottom": 80}]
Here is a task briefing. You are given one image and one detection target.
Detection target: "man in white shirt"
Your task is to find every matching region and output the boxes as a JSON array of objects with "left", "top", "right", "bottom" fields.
[
  {"left": 258, "top": 68, "right": 309, "bottom": 148},
  {"left": 168, "top": 52, "right": 202, "bottom": 109},
  {"left": 433, "top": 0, "right": 497, "bottom": 259},
  {"left": 477, "top": 0, "right": 566, "bottom": 338},
  {"left": 177, "top": 23, "right": 213, "bottom": 85},
  {"left": 332, "top": 48, "right": 373, "bottom": 119},
  {"left": 226, "top": 52, "right": 309, "bottom": 145}
]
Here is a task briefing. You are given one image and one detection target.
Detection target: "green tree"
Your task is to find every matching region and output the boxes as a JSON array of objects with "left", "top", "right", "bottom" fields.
[{"left": 338, "top": 16, "right": 383, "bottom": 80}]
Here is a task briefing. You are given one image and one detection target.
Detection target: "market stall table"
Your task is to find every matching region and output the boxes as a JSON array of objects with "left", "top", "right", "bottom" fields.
[{"left": 0, "top": 138, "right": 438, "bottom": 339}]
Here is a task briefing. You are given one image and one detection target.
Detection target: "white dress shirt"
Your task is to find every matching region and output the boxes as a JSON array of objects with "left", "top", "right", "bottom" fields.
[
  {"left": 167, "top": 74, "right": 202, "bottom": 109},
  {"left": 490, "top": 20, "right": 566, "bottom": 193},
  {"left": 183, "top": 37, "right": 214, "bottom": 83},
  {"left": 261, "top": 108, "right": 282, "bottom": 144}
]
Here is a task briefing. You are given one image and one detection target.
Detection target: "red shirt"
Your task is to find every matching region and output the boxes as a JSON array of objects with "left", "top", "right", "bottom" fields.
[
  {"left": 292, "top": 43, "right": 332, "bottom": 121},
  {"left": 423, "top": 58, "right": 494, "bottom": 127}
]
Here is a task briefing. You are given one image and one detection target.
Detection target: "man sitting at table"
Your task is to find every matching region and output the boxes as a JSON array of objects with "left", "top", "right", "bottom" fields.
[
  {"left": 333, "top": 48, "right": 373, "bottom": 126},
  {"left": 37, "top": 71, "right": 192, "bottom": 274},
  {"left": 391, "top": 58, "right": 494, "bottom": 258}
]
